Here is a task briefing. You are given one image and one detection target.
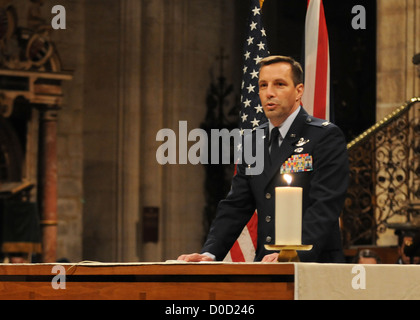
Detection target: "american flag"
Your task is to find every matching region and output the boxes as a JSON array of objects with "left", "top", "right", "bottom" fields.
[
  {"left": 302, "top": 0, "right": 330, "bottom": 120},
  {"left": 224, "top": 0, "right": 269, "bottom": 262}
]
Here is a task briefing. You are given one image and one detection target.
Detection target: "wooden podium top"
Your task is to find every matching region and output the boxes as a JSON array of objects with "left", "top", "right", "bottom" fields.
[
  {"left": 0, "top": 261, "right": 294, "bottom": 275},
  {"left": 0, "top": 262, "right": 295, "bottom": 300}
]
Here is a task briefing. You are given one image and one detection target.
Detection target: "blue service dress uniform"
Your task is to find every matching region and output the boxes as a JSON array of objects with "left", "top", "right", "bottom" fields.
[{"left": 201, "top": 107, "right": 349, "bottom": 262}]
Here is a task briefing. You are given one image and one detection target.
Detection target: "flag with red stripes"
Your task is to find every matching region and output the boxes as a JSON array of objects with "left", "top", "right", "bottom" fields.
[
  {"left": 224, "top": 166, "right": 258, "bottom": 262},
  {"left": 224, "top": 0, "right": 268, "bottom": 262},
  {"left": 302, "top": 0, "right": 330, "bottom": 121}
]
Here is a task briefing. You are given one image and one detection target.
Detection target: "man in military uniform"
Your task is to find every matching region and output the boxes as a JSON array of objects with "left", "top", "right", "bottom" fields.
[{"left": 178, "top": 56, "right": 349, "bottom": 263}]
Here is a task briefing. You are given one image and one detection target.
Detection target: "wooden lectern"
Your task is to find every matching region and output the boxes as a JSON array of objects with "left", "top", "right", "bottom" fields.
[{"left": 0, "top": 262, "right": 294, "bottom": 300}]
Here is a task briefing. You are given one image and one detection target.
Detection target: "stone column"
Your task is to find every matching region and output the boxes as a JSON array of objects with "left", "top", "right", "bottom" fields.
[
  {"left": 376, "top": 0, "right": 420, "bottom": 120},
  {"left": 115, "top": 0, "right": 142, "bottom": 262},
  {"left": 83, "top": 0, "right": 142, "bottom": 262},
  {"left": 37, "top": 105, "right": 59, "bottom": 263},
  {"left": 139, "top": 0, "right": 165, "bottom": 262}
]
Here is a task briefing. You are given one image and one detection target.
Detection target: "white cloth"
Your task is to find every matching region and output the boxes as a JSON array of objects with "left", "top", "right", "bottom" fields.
[{"left": 295, "top": 263, "right": 420, "bottom": 300}]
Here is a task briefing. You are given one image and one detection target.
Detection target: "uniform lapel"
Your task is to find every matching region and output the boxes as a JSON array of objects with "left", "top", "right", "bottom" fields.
[{"left": 263, "top": 108, "right": 309, "bottom": 189}]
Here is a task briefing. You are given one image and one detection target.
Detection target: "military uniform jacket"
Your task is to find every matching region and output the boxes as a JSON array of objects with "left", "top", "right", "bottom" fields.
[{"left": 201, "top": 107, "right": 349, "bottom": 262}]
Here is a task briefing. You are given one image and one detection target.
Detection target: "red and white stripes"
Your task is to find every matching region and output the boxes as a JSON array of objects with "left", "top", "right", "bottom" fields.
[
  {"left": 224, "top": 211, "right": 258, "bottom": 262},
  {"left": 302, "top": 0, "right": 330, "bottom": 121}
]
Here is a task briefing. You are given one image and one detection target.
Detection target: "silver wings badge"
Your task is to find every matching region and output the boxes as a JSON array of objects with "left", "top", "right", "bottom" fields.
[{"left": 295, "top": 138, "right": 310, "bottom": 147}]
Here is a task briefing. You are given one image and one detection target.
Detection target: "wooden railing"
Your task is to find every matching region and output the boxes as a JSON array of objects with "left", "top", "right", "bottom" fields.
[{"left": 341, "top": 97, "right": 420, "bottom": 247}]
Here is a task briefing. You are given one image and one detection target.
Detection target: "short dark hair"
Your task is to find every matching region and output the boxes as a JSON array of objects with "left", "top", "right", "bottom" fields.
[
  {"left": 259, "top": 55, "right": 304, "bottom": 86},
  {"left": 354, "top": 249, "right": 381, "bottom": 263}
]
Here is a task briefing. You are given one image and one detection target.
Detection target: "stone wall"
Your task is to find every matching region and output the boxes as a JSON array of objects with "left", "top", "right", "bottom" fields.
[
  {"left": 376, "top": 0, "right": 420, "bottom": 120},
  {"left": 43, "top": 0, "right": 239, "bottom": 262}
]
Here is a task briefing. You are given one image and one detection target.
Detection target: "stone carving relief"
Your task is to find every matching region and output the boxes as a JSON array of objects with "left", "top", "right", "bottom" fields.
[{"left": 0, "top": 2, "right": 61, "bottom": 72}]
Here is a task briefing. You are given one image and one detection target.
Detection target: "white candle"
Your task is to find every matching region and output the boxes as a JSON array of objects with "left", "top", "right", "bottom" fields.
[{"left": 275, "top": 175, "right": 302, "bottom": 245}]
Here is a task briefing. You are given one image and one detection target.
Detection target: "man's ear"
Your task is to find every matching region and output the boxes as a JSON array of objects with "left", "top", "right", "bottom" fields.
[{"left": 296, "top": 83, "right": 304, "bottom": 101}]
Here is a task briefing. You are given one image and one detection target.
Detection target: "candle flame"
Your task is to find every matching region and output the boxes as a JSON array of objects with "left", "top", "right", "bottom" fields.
[{"left": 283, "top": 174, "right": 292, "bottom": 185}]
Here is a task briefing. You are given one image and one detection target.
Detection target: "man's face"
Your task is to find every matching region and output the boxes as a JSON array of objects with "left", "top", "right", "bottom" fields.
[{"left": 258, "top": 62, "right": 304, "bottom": 127}]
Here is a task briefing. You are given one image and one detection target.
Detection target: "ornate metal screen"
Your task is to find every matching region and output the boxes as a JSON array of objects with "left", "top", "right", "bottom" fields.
[{"left": 341, "top": 97, "right": 420, "bottom": 247}]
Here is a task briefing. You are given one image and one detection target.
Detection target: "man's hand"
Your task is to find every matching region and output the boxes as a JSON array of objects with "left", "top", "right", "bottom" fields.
[
  {"left": 177, "top": 253, "right": 214, "bottom": 262},
  {"left": 261, "top": 252, "right": 279, "bottom": 262}
]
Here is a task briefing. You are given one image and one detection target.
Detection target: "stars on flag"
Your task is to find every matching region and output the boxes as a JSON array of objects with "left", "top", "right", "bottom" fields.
[
  {"left": 239, "top": 1, "right": 269, "bottom": 134},
  {"left": 246, "top": 83, "right": 255, "bottom": 94},
  {"left": 241, "top": 113, "right": 248, "bottom": 122},
  {"left": 227, "top": 0, "right": 265, "bottom": 264},
  {"left": 252, "top": 6, "right": 261, "bottom": 16},
  {"left": 254, "top": 104, "right": 263, "bottom": 113},
  {"left": 243, "top": 98, "right": 251, "bottom": 108},
  {"left": 250, "top": 118, "right": 260, "bottom": 127}
]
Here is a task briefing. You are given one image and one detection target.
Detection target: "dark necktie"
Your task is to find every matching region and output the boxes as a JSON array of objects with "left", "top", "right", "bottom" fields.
[{"left": 270, "top": 127, "right": 282, "bottom": 163}]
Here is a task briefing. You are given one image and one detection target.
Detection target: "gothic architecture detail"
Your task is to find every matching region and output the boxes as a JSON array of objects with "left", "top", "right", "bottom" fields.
[{"left": 0, "top": 3, "right": 72, "bottom": 262}]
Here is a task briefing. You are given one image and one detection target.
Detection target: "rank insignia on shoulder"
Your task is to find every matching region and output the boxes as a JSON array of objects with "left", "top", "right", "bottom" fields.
[{"left": 322, "top": 121, "right": 331, "bottom": 127}]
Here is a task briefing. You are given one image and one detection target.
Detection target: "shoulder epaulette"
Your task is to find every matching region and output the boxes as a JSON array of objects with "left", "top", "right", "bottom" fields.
[{"left": 305, "top": 116, "right": 331, "bottom": 128}]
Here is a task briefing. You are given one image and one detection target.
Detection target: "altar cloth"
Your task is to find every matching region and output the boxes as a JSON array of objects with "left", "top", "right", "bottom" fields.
[{"left": 295, "top": 263, "right": 420, "bottom": 300}]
